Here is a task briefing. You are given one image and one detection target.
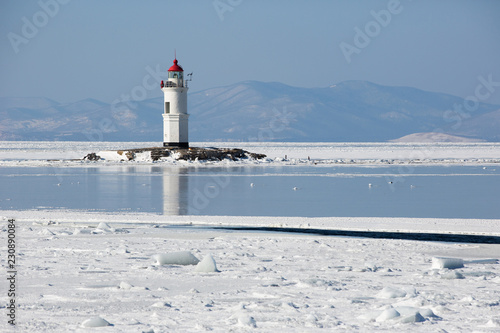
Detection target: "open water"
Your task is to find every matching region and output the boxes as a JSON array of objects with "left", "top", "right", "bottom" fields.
[{"left": 1, "top": 164, "right": 499, "bottom": 219}]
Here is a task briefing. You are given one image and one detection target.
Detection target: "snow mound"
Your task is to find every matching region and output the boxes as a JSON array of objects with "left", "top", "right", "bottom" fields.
[
  {"left": 482, "top": 319, "right": 500, "bottom": 328},
  {"left": 93, "top": 223, "right": 128, "bottom": 234},
  {"left": 119, "top": 281, "right": 133, "bottom": 290},
  {"left": 399, "top": 312, "right": 426, "bottom": 323},
  {"left": 73, "top": 228, "right": 91, "bottom": 235},
  {"left": 97, "top": 150, "right": 129, "bottom": 161},
  {"left": 112, "top": 247, "right": 130, "bottom": 254},
  {"left": 432, "top": 257, "right": 464, "bottom": 269},
  {"left": 194, "top": 254, "right": 219, "bottom": 273},
  {"left": 235, "top": 313, "right": 257, "bottom": 328},
  {"left": 151, "top": 301, "right": 172, "bottom": 308},
  {"left": 362, "top": 305, "right": 435, "bottom": 323},
  {"left": 40, "top": 228, "right": 55, "bottom": 236},
  {"left": 81, "top": 316, "right": 112, "bottom": 327},
  {"left": 154, "top": 251, "right": 200, "bottom": 265},
  {"left": 376, "top": 287, "right": 407, "bottom": 299},
  {"left": 376, "top": 308, "right": 400, "bottom": 322},
  {"left": 395, "top": 306, "right": 436, "bottom": 318}
]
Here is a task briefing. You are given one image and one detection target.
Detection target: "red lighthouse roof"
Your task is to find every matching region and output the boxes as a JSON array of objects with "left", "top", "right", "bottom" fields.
[{"left": 168, "top": 58, "right": 184, "bottom": 72}]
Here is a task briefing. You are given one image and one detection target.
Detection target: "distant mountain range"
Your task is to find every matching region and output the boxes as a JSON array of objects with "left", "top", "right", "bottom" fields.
[{"left": 1, "top": 80, "right": 499, "bottom": 142}]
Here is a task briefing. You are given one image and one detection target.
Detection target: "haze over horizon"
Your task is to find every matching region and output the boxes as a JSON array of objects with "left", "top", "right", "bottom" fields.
[{"left": 1, "top": 0, "right": 500, "bottom": 105}]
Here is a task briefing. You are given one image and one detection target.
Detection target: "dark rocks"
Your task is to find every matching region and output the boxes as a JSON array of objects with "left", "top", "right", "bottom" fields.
[
  {"left": 116, "top": 150, "right": 135, "bottom": 161},
  {"left": 83, "top": 153, "right": 101, "bottom": 161},
  {"left": 177, "top": 147, "right": 266, "bottom": 161},
  {"left": 173, "top": 147, "right": 261, "bottom": 162},
  {"left": 248, "top": 152, "right": 267, "bottom": 160}
]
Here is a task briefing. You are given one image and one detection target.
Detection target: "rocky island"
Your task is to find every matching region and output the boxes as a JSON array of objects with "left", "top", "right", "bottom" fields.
[{"left": 83, "top": 146, "right": 266, "bottom": 162}]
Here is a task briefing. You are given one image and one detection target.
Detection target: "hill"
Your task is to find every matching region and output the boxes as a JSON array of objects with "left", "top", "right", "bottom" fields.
[{"left": 1, "top": 81, "right": 498, "bottom": 142}]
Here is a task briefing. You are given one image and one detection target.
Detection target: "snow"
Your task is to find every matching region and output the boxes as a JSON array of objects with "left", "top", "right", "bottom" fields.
[
  {"left": 6, "top": 210, "right": 500, "bottom": 236},
  {"left": 376, "top": 287, "right": 408, "bottom": 299},
  {"left": 2, "top": 212, "right": 499, "bottom": 331},
  {"left": 1, "top": 141, "right": 500, "bottom": 331},
  {"left": 118, "top": 281, "right": 134, "bottom": 290}
]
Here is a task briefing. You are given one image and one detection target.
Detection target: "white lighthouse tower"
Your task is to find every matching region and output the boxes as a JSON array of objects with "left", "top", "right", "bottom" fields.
[{"left": 161, "top": 57, "right": 189, "bottom": 148}]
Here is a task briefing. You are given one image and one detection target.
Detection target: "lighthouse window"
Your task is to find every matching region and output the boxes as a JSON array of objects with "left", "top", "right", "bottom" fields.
[
  {"left": 168, "top": 72, "right": 181, "bottom": 79},
  {"left": 165, "top": 102, "right": 170, "bottom": 114}
]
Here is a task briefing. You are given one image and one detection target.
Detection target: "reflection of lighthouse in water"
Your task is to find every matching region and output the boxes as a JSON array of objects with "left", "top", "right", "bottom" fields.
[
  {"left": 162, "top": 168, "right": 189, "bottom": 215},
  {"left": 161, "top": 167, "right": 231, "bottom": 216}
]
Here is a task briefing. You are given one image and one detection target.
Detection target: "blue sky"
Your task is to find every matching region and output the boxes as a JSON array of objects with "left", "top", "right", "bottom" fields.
[{"left": 1, "top": 0, "right": 500, "bottom": 104}]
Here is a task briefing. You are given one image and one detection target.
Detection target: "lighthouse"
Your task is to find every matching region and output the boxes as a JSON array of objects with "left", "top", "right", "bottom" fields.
[{"left": 161, "top": 57, "right": 189, "bottom": 148}]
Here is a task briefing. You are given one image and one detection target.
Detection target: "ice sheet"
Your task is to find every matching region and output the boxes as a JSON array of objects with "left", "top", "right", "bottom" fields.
[{"left": 3, "top": 214, "right": 499, "bottom": 332}]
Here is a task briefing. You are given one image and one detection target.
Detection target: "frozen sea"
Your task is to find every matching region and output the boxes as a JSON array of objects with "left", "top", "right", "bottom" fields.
[{"left": 1, "top": 141, "right": 500, "bottom": 332}]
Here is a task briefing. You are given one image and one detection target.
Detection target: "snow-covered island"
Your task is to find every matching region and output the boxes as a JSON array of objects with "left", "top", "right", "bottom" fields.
[{"left": 88, "top": 146, "right": 266, "bottom": 162}]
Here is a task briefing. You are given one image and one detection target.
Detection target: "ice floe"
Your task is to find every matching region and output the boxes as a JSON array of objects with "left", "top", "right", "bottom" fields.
[
  {"left": 154, "top": 251, "right": 200, "bottom": 266},
  {"left": 432, "top": 257, "right": 464, "bottom": 269},
  {"left": 194, "top": 254, "right": 219, "bottom": 273}
]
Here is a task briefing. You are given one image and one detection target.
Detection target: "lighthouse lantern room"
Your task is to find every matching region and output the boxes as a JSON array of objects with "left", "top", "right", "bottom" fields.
[{"left": 161, "top": 57, "right": 189, "bottom": 148}]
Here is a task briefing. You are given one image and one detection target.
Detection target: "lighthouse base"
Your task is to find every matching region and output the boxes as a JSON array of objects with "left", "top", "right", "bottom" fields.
[
  {"left": 87, "top": 146, "right": 266, "bottom": 162},
  {"left": 163, "top": 142, "right": 189, "bottom": 148}
]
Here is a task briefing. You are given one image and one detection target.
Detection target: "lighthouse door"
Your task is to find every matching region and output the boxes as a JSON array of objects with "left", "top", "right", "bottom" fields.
[{"left": 164, "top": 102, "right": 170, "bottom": 114}]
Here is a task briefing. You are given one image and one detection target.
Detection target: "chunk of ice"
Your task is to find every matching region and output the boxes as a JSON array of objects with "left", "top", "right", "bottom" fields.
[
  {"left": 81, "top": 316, "right": 112, "bottom": 327},
  {"left": 377, "top": 287, "right": 407, "bottom": 299},
  {"left": 96, "top": 222, "right": 113, "bottom": 232},
  {"left": 154, "top": 251, "right": 200, "bottom": 265},
  {"left": 237, "top": 313, "right": 257, "bottom": 328},
  {"left": 432, "top": 257, "right": 464, "bottom": 269},
  {"left": 194, "top": 254, "right": 219, "bottom": 273},
  {"left": 376, "top": 308, "right": 400, "bottom": 322}
]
